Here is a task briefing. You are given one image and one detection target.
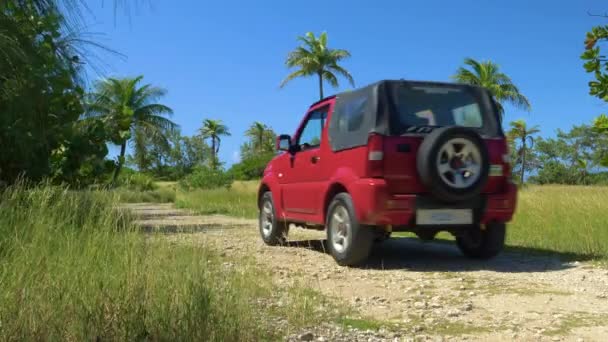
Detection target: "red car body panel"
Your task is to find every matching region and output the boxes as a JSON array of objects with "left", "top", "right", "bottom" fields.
[{"left": 260, "top": 92, "right": 517, "bottom": 229}]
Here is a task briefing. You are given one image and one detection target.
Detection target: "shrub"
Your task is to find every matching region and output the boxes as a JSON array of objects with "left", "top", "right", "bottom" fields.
[
  {"left": 229, "top": 153, "right": 275, "bottom": 180},
  {"left": 116, "top": 187, "right": 176, "bottom": 203},
  {"left": 115, "top": 172, "right": 157, "bottom": 191},
  {"left": 587, "top": 172, "right": 608, "bottom": 185},
  {"left": 179, "top": 166, "right": 233, "bottom": 190}
]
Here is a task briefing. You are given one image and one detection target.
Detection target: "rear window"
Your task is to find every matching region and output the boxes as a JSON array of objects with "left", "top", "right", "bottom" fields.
[{"left": 391, "top": 85, "right": 491, "bottom": 135}]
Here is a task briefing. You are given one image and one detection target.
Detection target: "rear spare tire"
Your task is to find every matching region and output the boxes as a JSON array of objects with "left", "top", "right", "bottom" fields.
[
  {"left": 417, "top": 126, "right": 489, "bottom": 202},
  {"left": 326, "top": 193, "right": 374, "bottom": 266}
]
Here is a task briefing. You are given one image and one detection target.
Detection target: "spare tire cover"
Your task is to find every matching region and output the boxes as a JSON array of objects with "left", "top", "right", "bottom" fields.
[{"left": 416, "top": 126, "right": 490, "bottom": 203}]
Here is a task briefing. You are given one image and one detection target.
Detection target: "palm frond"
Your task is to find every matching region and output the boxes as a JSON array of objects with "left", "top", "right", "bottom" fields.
[
  {"left": 329, "top": 64, "right": 355, "bottom": 87},
  {"left": 134, "top": 103, "right": 174, "bottom": 118},
  {"left": 455, "top": 57, "right": 531, "bottom": 116},
  {"left": 138, "top": 114, "right": 178, "bottom": 132},
  {"left": 279, "top": 69, "right": 308, "bottom": 88},
  {"left": 281, "top": 31, "right": 354, "bottom": 93},
  {"left": 322, "top": 71, "right": 339, "bottom": 88}
]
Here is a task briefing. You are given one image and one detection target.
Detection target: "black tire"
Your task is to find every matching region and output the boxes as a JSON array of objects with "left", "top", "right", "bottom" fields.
[
  {"left": 456, "top": 223, "right": 506, "bottom": 259},
  {"left": 259, "top": 192, "right": 289, "bottom": 246},
  {"left": 416, "top": 230, "right": 437, "bottom": 241},
  {"left": 373, "top": 229, "right": 392, "bottom": 243},
  {"left": 417, "top": 126, "right": 489, "bottom": 202},
  {"left": 326, "top": 193, "right": 374, "bottom": 266}
]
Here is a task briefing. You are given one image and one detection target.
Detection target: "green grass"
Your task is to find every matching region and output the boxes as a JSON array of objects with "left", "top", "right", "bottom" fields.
[
  {"left": 115, "top": 187, "right": 176, "bottom": 203},
  {"left": 508, "top": 185, "right": 608, "bottom": 260},
  {"left": 542, "top": 312, "right": 608, "bottom": 336},
  {"left": 177, "top": 183, "right": 608, "bottom": 261},
  {"left": 0, "top": 184, "right": 336, "bottom": 340},
  {"left": 339, "top": 317, "right": 385, "bottom": 331},
  {"left": 176, "top": 181, "right": 259, "bottom": 218}
]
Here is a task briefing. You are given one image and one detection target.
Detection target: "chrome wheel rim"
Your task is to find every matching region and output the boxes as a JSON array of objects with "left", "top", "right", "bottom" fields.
[
  {"left": 261, "top": 200, "right": 274, "bottom": 237},
  {"left": 436, "top": 138, "right": 482, "bottom": 189},
  {"left": 330, "top": 205, "right": 350, "bottom": 253}
]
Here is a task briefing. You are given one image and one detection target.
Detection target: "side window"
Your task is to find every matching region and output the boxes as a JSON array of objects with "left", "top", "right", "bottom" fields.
[
  {"left": 336, "top": 95, "right": 367, "bottom": 132},
  {"left": 297, "top": 107, "right": 328, "bottom": 151}
]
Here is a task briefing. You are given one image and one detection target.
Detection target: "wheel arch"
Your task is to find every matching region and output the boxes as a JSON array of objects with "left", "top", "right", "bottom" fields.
[
  {"left": 257, "top": 183, "right": 271, "bottom": 209},
  {"left": 258, "top": 174, "right": 285, "bottom": 219},
  {"left": 323, "top": 182, "right": 349, "bottom": 224}
]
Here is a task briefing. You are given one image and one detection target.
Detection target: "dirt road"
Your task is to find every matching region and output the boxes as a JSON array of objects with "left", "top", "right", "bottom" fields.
[{"left": 125, "top": 203, "right": 608, "bottom": 342}]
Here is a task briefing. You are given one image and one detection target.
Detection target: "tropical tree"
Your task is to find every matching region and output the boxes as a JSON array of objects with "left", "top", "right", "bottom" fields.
[
  {"left": 0, "top": 2, "right": 92, "bottom": 184},
  {"left": 452, "top": 58, "right": 531, "bottom": 118},
  {"left": 591, "top": 114, "right": 608, "bottom": 167},
  {"left": 508, "top": 120, "right": 540, "bottom": 184},
  {"left": 87, "top": 76, "right": 176, "bottom": 183},
  {"left": 582, "top": 22, "right": 608, "bottom": 104},
  {"left": 244, "top": 121, "right": 275, "bottom": 154},
  {"left": 198, "top": 119, "right": 231, "bottom": 168},
  {"left": 280, "top": 31, "right": 355, "bottom": 100}
]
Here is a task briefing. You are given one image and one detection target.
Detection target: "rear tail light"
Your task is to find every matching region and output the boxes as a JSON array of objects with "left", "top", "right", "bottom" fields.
[
  {"left": 367, "top": 134, "right": 384, "bottom": 178},
  {"left": 368, "top": 151, "right": 384, "bottom": 161},
  {"left": 502, "top": 142, "right": 513, "bottom": 189}
]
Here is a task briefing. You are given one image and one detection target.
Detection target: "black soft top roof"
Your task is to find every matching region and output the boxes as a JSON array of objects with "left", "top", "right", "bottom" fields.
[{"left": 326, "top": 80, "right": 502, "bottom": 152}]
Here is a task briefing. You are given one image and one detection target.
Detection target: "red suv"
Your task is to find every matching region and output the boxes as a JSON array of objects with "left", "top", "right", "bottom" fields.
[{"left": 258, "top": 80, "right": 517, "bottom": 266}]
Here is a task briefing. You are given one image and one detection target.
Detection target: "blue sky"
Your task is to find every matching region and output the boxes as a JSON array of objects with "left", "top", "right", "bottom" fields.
[{"left": 85, "top": 0, "right": 608, "bottom": 166}]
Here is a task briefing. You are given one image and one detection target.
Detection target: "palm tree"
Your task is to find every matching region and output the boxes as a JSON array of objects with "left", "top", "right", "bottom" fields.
[
  {"left": 452, "top": 58, "right": 531, "bottom": 118},
  {"left": 508, "top": 120, "right": 540, "bottom": 184},
  {"left": 280, "top": 31, "right": 355, "bottom": 100},
  {"left": 245, "top": 121, "right": 274, "bottom": 154},
  {"left": 87, "top": 75, "right": 177, "bottom": 183},
  {"left": 199, "top": 119, "right": 230, "bottom": 168}
]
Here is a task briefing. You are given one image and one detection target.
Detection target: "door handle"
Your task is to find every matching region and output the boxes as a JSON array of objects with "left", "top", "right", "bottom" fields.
[{"left": 311, "top": 156, "right": 320, "bottom": 164}]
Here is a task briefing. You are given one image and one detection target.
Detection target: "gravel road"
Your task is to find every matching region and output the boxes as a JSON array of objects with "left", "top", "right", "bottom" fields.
[{"left": 124, "top": 203, "right": 608, "bottom": 342}]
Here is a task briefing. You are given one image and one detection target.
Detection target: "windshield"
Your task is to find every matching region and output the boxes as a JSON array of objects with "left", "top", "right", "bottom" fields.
[{"left": 390, "top": 84, "right": 497, "bottom": 135}]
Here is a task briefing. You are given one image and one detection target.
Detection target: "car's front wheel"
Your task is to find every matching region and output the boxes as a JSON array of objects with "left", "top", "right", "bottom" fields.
[
  {"left": 326, "top": 193, "right": 374, "bottom": 266},
  {"left": 456, "top": 222, "right": 506, "bottom": 259},
  {"left": 259, "top": 191, "right": 289, "bottom": 246}
]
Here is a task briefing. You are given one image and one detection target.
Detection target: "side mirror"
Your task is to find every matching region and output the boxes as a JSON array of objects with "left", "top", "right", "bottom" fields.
[{"left": 276, "top": 134, "right": 292, "bottom": 152}]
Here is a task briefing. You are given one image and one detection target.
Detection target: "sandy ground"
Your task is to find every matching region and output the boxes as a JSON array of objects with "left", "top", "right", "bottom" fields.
[{"left": 123, "top": 203, "right": 608, "bottom": 342}]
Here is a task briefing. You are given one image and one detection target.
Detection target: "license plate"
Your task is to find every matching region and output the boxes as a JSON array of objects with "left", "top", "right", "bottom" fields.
[{"left": 416, "top": 209, "right": 473, "bottom": 225}]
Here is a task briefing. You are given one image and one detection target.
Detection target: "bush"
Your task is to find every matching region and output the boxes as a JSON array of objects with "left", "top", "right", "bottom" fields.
[
  {"left": 587, "top": 172, "right": 608, "bottom": 185},
  {"left": 116, "top": 187, "right": 176, "bottom": 203},
  {"left": 115, "top": 172, "right": 157, "bottom": 191},
  {"left": 229, "top": 153, "right": 275, "bottom": 180},
  {"left": 179, "top": 166, "right": 233, "bottom": 190}
]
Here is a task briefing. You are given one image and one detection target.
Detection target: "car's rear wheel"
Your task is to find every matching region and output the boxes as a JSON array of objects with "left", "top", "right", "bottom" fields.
[
  {"left": 416, "top": 230, "right": 437, "bottom": 241},
  {"left": 456, "top": 223, "right": 506, "bottom": 259},
  {"left": 326, "top": 193, "right": 374, "bottom": 266},
  {"left": 259, "top": 191, "right": 288, "bottom": 246},
  {"left": 373, "top": 229, "right": 392, "bottom": 243}
]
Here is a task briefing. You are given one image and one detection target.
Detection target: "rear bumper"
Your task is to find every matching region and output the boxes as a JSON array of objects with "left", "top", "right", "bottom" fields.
[{"left": 349, "top": 178, "right": 517, "bottom": 227}]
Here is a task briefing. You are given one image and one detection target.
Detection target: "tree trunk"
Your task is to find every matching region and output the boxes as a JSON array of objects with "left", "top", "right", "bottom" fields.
[
  {"left": 258, "top": 134, "right": 263, "bottom": 153},
  {"left": 318, "top": 71, "right": 324, "bottom": 100},
  {"left": 112, "top": 142, "right": 127, "bottom": 185},
  {"left": 211, "top": 137, "right": 216, "bottom": 169},
  {"left": 216, "top": 139, "right": 221, "bottom": 166},
  {"left": 520, "top": 138, "right": 526, "bottom": 185}
]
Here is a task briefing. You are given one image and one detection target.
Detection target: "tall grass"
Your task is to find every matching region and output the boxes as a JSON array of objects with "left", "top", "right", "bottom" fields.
[
  {"left": 0, "top": 184, "right": 271, "bottom": 340},
  {"left": 176, "top": 181, "right": 258, "bottom": 218},
  {"left": 177, "top": 183, "right": 608, "bottom": 261},
  {"left": 509, "top": 185, "right": 608, "bottom": 259},
  {"left": 114, "top": 187, "right": 176, "bottom": 203}
]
